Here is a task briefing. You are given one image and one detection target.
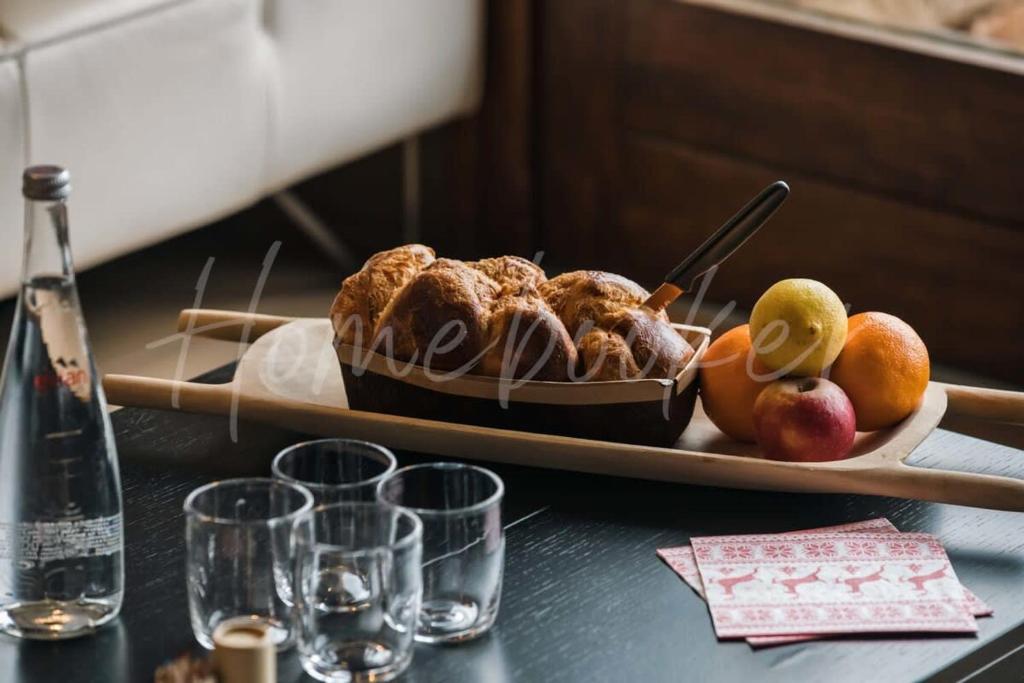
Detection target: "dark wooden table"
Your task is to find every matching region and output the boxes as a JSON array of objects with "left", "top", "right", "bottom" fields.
[{"left": 2, "top": 364, "right": 1023, "bottom": 682}]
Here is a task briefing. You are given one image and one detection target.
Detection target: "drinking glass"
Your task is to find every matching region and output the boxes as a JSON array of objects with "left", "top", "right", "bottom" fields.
[
  {"left": 184, "top": 478, "right": 313, "bottom": 650},
  {"left": 295, "top": 502, "right": 422, "bottom": 682},
  {"left": 377, "top": 462, "right": 505, "bottom": 643},
  {"left": 272, "top": 438, "right": 397, "bottom": 504}
]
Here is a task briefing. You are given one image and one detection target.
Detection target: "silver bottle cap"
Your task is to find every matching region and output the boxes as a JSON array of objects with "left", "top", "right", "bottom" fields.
[{"left": 22, "top": 165, "right": 71, "bottom": 201}]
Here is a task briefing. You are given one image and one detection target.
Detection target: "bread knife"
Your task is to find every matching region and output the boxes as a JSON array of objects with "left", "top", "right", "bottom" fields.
[{"left": 643, "top": 180, "right": 790, "bottom": 312}]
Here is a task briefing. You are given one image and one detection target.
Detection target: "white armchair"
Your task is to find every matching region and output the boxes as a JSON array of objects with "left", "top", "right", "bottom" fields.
[{"left": 0, "top": 0, "right": 483, "bottom": 295}]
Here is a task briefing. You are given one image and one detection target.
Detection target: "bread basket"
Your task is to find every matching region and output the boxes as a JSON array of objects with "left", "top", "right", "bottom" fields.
[
  {"left": 334, "top": 182, "right": 792, "bottom": 447},
  {"left": 336, "top": 324, "right": 711, "bottom": 447}
]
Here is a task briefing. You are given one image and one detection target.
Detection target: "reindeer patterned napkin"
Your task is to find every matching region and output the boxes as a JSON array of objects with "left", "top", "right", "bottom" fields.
[
  {"left": 689, "top": 531, "right": 978, "bottom": 638},
  {"left": 657, "top": 519, "right": 991, "bottom": 647}
]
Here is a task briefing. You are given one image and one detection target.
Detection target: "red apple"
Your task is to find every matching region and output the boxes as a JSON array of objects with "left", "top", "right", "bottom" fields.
[{"left": 753, "top": 378, "right": 857, "bottom": 462}]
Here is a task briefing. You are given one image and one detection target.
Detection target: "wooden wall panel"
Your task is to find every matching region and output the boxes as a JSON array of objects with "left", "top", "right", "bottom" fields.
[
  {"left": 423, "top": 0, "right": 537, "bottom": 260},
  {"left": 539, "top": 0, "right": 625, "bottom": 268},
  {"left": 618, "top": 134, "right": 1024, "bottom": 380},
  {"left": 534, "top": 0, "right": 1023, "bottom": 381},
  {"left": 622, "top": 0, "right": 1024, "bottom": 229},
  {"left": 479, "top": 0, "right": 537, "bottom": 257}
]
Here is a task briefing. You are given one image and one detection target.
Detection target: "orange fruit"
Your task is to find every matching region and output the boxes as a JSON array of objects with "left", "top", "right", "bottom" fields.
[
  {"left": 699, "top": 324, "right": 775, "bottom": 442},
  {"left": 830, "top": 312, "right": 929, "bottom": 431}
]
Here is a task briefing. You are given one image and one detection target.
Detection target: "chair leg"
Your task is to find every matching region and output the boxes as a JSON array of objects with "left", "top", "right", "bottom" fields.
[
  {"left": 275, "top": 133, "right": 421, "bottom": 271},
  {"left": 271, "top": 189, "right": 358, "bottom": 272},
  {"left": 402, "top": 135, "right": 421, "bottom": 244}
]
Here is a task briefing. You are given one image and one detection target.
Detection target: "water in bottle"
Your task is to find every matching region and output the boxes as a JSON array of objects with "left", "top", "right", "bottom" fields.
[{"left": 0, "top": 166, "right": 124, "bottom": 639}]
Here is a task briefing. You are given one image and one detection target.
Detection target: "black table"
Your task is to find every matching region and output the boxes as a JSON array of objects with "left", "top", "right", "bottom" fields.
[{"left": 2, "top": 364, "right": 1023, "bottom": 682}]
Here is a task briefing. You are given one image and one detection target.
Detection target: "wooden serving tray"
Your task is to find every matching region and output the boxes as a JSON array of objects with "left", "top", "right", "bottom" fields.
[{"left": 102, "top": 310, "right": 1024, "bottom": 511}]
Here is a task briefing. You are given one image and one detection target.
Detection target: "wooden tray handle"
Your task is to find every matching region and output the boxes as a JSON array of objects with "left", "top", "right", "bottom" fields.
[
  {"left": 938, "top": 382, "right": 1024, "bottom": 424},
  {"left": 105, "top": 374, "right": 234, "bottom": 413},
  {"left": 177, "top": 309, "right": 296, "bottom": 343},
  {"left": 843, "top": 462, "right": 1024, "bottom": 512},
  {"left": 102, "top": 373, "right": 1024, "bottom": 512}
]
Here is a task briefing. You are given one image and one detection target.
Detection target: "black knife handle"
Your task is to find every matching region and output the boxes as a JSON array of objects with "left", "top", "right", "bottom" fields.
[{"left": 664, "top": 180, "right": 789, "bottom": 291}]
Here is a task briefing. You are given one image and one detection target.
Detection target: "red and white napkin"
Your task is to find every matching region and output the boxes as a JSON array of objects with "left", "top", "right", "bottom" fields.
[{"left": 658, "top": 519, "right": 991, "bottom": 647}]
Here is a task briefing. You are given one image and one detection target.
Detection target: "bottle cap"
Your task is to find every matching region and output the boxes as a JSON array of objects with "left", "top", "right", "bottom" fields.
[
  {"left": 212, "top": 619, "right": 276, "bottom": 683},
  {"left": 23, "top": 165, "right": 71, "bottom": 200}
]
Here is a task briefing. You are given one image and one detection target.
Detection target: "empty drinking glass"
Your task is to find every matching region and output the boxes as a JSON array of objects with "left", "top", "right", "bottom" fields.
[
  {"left": 272, "top": 439, "right": 397, "bottom": 504},
  {"left": 295, "top": 502, "right": 422, "bottom": 682},
  {"left": 377, "top": 462, "right": 505, "bottom": 643},
  {"left": 184, "top": 478, "right": 313, "bottom": 650}
]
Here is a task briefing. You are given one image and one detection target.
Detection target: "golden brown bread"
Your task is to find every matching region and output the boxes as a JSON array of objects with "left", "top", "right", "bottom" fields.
[
  {"left": 374, "top": 259, "right": 498, "bottom": 372},
  {"left": 538, "top": 270, "right": 692, "bottom": 380},
  {"left": 577, "top": 328, "right": 641, "bottom": 381},
  {"left": 331, "top": 247, "right": 693, "bottom": 381},
  {"left": 606, "top": 308, "right": 694, "bottom": 379},
  {"left": 479, "top": 295, "right": 577, "bottom": 381},
  {"left": 469, "top": 256, "right": 546, "bottom": 297},
  {"left": 539, "top": 270, "right": 670, "bottom": 336},
  {"left": 329, "top": 244, "right": 434, "bottom": 345}
]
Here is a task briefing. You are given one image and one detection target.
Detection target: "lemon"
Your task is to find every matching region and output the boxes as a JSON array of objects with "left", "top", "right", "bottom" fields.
[{"left": 749, "top": 279, "right": 847, "bottom": 377}]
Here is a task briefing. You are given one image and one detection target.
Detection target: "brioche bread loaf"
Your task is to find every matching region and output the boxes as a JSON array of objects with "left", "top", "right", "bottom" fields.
[
  {"left": 469, "top": 255, "right": 547, "bottom": 297},
  {"left": 329, "top": 244, "right": 434, "bottom": 345},
  {"left": 479, "top": 295, "right": 578, "bottom": 381},
  {"left": 540, "top": 271, "right": 689, "bottom": 380},
  {"left": 330, "top": 245, "right": 693, "bottom": 381},
  {"left": 374, "top": 259, "right": 499, "bottom": 371}
]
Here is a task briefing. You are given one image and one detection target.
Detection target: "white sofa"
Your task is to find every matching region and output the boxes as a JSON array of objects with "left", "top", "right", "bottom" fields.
[{"left": 0, "top": 0, "right": 483, "bottom": 296}]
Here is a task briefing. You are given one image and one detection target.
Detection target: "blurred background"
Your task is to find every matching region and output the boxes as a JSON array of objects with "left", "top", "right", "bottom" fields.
[{"left": 0, "top": 0, "right": 1020, "bottom": 387}]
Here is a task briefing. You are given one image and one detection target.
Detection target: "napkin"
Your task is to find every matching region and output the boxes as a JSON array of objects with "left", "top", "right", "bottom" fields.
[{"left": 658, "top": 519, "right": 991, "bottom": 647}]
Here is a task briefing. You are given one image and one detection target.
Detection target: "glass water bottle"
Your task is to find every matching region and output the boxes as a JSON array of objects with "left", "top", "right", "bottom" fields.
[{"left": 0, "top": 166, "right": 124, "bottom": 639}]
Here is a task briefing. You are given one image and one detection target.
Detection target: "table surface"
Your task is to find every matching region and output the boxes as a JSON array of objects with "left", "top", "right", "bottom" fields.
[{"left": 1, "top": 364, "right": 1023, "bottom": 683}]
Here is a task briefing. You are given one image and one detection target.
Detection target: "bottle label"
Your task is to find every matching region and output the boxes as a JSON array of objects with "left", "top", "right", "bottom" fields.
[
  {"left": 27, "top": 283, "right": 92, "bottom": 402},
  {"left": 0, "top": 514, "right": 122, "bottom": 564}
]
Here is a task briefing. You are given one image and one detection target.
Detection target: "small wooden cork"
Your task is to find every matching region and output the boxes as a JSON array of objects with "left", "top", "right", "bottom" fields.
[{"left": 212, "top": 619, "right": 276, "bottom": 683}]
